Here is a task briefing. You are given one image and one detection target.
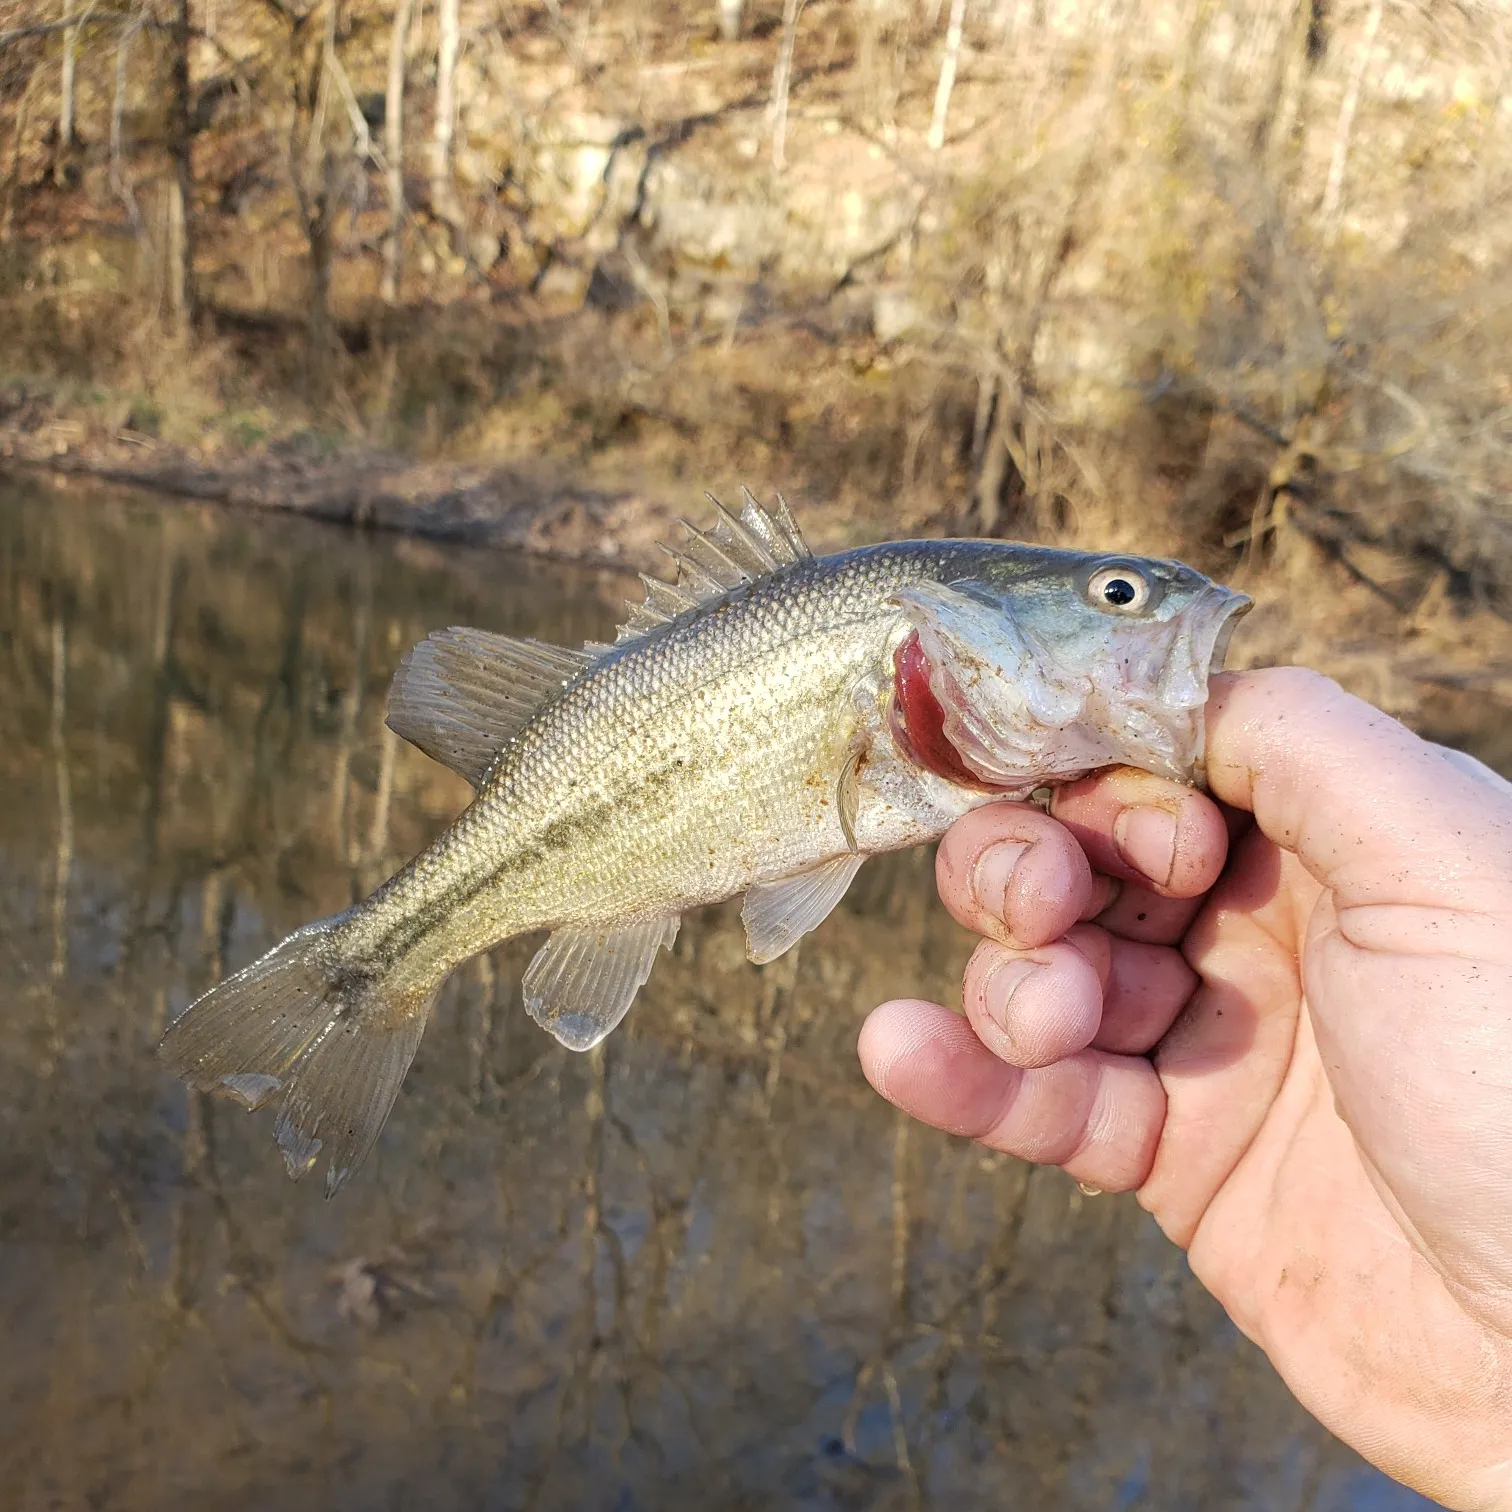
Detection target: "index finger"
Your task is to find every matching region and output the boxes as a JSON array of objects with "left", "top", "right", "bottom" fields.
[{"left": 1050, "top": 766, "right": 1232, "bottom": 899}]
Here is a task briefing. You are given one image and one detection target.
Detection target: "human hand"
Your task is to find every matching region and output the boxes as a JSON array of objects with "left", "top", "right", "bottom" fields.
[{"left": 859, "top": 668, "right": 1512, "bottom": 1510}]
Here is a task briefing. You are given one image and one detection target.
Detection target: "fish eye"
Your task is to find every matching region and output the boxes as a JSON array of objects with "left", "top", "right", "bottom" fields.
[{"left": 1086, "top": 565, "right": 1153, "bottom": 615}]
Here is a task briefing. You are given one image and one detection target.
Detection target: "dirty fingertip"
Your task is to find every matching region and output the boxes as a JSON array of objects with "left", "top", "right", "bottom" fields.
[
  {"left": 970, "top": 840, "right": 1031, "bottom": 922},
  {"left": 1112, "top": 805, "right": 1178, "bottom": 890}
]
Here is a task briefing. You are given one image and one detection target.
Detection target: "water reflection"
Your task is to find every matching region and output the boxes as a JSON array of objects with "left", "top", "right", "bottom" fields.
[{"left": 0, "top": 479, "right": 1434, "bottom": 1510}]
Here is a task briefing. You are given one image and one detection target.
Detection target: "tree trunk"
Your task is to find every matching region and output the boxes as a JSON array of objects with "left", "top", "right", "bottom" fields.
[
  {"left": 3, "top": 63, "right": 41, "bottom": 239},
  {"left": 769, "top": 0, "right": 803, "bottom": 172},
  {"left": 291, "top": 0, "right": 340, "bottom": 389},
  {"left": 430, "top": 0, "right": 462, "bottom": 248},
  {"left": 927, "top": 0, "right": 966, "bottom": 151},
  {"left": 165, "top": 0, "right": 197, "bottom": 333},
  {"left": 110, "top": 15, "right": 144, "bottom": 239},
  {"left": 308, "top": 182, "right": 335, "bottom": 377},
  {"left": 716, "top": 0, "right": 742, "bottom": 41},
  {"left": 55, "top": 0, "right": 78, "bottom": 186},
  {"left": 382, "top": 0, "right": 415, "bottom": 302},
  {"left": 1319, "top": 0, "right": 1383, "bottom": 246}
]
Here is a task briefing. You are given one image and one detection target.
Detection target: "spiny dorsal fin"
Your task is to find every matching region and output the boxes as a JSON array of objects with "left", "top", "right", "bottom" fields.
[
  {"left": 386, "top": 627, "right": 592, "bottom": 788},
  {"left": 612, "top": 488, "right": 813, "bottom": 645}
]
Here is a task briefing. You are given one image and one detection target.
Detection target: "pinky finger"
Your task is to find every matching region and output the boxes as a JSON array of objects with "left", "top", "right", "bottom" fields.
[{"left": 858, "top": 999, "right": 1167, "bottom": 1193}]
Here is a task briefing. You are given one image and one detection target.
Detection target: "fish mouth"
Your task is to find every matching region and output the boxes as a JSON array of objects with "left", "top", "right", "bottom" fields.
[
  {"left": 1183, "top": 585, "right": 1252, "bottom": 787},
  {"left": 1202, "top": 586, "right": 1252, "bottom": 676}
]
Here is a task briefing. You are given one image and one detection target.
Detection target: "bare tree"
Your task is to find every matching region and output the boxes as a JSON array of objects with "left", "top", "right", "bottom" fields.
[
  {"left": 304, "top": 6, "right": 338, "bottom": 379},
  {"left": 927, "top": 0, "right": 966, "bottom": 150},
  {"left": 430, "top": 0, "right": 462, "bottom": 248},
  {"left": 2, "top": 54, "right": 42, "bottom": 239},
  {"left": 769, "top": 0, "right": 804, "bottom": 171},
  {"left": 109, "top": 9, "right": 144, "bottom": 239},
  {"left": 381, "top": 0, "right": 416, "bottom": 301},
  {"left": 716, "top": 0, "right": 742, "bottom": 41},
  {"left": 265, "top": 0, "right": 353, "bottom": 387}
]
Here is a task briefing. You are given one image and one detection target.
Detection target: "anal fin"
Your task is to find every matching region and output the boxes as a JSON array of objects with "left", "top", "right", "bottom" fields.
[
  {"left": 742, "top": 854, "right": 865, "bottom": 965},
  {"left": 523, "top": 916, "right": 681, "bottom": 1051}
]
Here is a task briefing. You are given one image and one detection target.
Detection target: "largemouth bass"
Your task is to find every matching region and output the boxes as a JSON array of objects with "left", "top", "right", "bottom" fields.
[{"left": 159, "top": 493, "right": 1249, "bottom": 1192}]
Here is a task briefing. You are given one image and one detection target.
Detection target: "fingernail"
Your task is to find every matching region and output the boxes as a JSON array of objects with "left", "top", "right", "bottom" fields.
[
  {"left": 983, "top": 959, "right": 1038, "bottom": 1029},
  {"left": 971, "top": 841, "right": 1031, "bottom": 921},
  {"left": 1113, "top": 806, "right": 1178, "bottom": 888}
]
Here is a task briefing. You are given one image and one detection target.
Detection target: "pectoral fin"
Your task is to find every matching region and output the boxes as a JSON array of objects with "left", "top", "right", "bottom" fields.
[
  {"left": 741, "top": 854, "right": 866, "bottom": 965},
  {"left": 522, "top": 916, "right": 681, "bottom": 1051}
]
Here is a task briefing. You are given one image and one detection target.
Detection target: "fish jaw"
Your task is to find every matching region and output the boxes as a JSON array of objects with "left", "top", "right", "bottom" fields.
[{"left": 891, "top": 578, "right": 1250, "bottom": 794}]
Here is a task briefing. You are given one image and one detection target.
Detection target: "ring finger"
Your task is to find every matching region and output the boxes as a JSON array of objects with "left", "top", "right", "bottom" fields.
[{"left": 960, "top": 922, "right": 1198, "bottom": 1067}]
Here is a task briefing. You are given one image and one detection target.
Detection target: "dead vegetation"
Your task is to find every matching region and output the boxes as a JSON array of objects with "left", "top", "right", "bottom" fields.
[{"left": 3, "top": 0, "right": 1512, "bottom": 723}]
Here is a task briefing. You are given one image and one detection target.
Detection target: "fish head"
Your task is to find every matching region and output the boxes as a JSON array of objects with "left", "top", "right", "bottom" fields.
[{"left": 890, "top": 550, "right": 1250, "bottom": 794}]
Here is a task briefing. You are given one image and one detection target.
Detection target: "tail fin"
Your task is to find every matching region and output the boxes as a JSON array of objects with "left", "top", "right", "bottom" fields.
[{"left": 159, "top": 915, "right": 436, "bottom": 1196}]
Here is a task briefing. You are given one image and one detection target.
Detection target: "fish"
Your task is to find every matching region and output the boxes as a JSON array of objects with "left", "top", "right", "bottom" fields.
[{"left": 158, "top": 491, "right": 1250, "bottom": 1194}]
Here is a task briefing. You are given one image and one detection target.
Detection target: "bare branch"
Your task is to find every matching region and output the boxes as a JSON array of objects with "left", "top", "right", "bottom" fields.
[
  {"left": 927, "top": 0, "right": 967, "bottom": 151},
  {"left": 768, "top": 0, "right": 804, "bottom": 171},
  {"left": 0, "top": 10, "right": 121, "bottom": 46},
  {"left": 1320, "top": 0, "right": 1385, "bottom": 244}
]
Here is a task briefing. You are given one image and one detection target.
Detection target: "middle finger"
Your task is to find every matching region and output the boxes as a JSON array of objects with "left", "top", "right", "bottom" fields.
[{"left": 961, "top": 922, "right": 1200, "bottom": 1067}]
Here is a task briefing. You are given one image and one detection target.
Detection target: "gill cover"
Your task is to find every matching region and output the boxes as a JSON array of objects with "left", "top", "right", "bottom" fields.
[{"left": 894, "top": 581, "right": 1111, "bottom": 794}]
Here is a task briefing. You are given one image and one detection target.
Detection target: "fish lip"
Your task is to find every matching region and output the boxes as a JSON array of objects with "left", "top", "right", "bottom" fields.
[
  {"left": 1203, "top": 587, "right": 1252, "bottom": 676},
  {"left": 1187, "top": 586, "right": 1252, "bottom": 788}
]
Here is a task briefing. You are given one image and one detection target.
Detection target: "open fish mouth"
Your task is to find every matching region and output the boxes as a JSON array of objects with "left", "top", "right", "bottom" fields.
[
  {"left": 1180, "top": 585, "right": 1252, "bottom": 787},
  {"left": 1201, "top": 585, "right": 1252, "bottom": 676},
  {"left": 1158, "top": 584, "right": 1253, "bottom": 712}
]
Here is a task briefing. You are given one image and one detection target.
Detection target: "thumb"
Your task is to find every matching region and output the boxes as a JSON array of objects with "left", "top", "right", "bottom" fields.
[
  {"left": 1202, "top": 667, "right": 1512, "bottom": 1314},
  {"left": 1203, "top": 667, "right": 1512, "bottom": 949}
]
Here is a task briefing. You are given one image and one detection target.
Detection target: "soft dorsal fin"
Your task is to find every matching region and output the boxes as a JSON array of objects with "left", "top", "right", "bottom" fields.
[
  {"left": 612, "top": 488, "right": 813, "bottom": 645},
  {"left": 386, "top": 627, "right": 592, "bottom": 788}
]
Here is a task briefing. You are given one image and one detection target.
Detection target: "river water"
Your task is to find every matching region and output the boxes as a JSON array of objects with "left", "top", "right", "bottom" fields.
[{"left": 0, "top": 478, "right": 1438, "bottom": 1511}]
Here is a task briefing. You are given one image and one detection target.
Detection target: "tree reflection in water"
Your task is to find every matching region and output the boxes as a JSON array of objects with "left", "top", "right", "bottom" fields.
[{"left": 0, "top": 481, "right": 1433, "bottom": 1510}]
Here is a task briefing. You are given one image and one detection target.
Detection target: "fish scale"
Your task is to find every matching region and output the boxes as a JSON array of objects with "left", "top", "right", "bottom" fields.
[{"left": 159, "top": 494, "right": 1249, "bottom": 1194}]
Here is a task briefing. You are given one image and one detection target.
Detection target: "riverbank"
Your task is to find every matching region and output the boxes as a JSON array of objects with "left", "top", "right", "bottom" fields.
[
  {"left": 10, "top": 374, "right": 1512, "bottom": 788},
  {"left": 6, "top": 0, "right": 1512, "bottom": 746},
  {"left": 0, "top": 294, "right": 965, "bottom": 566}
]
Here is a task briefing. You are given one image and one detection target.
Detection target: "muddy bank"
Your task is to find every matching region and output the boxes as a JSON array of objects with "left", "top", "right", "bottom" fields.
[
  {"left": 0, "top": 358, "right": 950, "bottom": 569},
  {"left": 1, "top": 424, "right": 665, "bottom": 566},
  {"left": 11, "top": 374, "right": 1512, "bottom": 759}
]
